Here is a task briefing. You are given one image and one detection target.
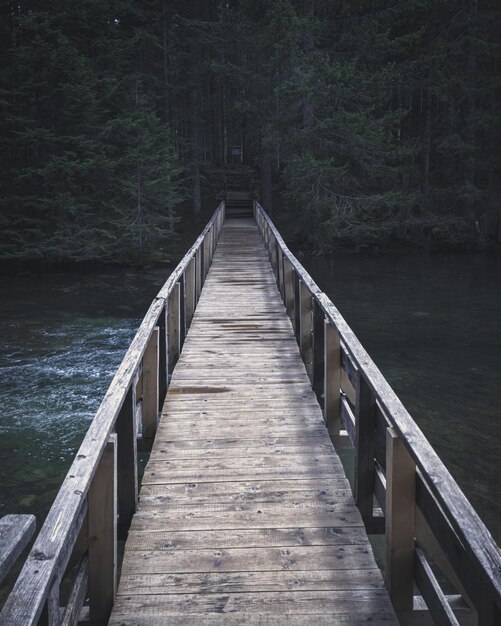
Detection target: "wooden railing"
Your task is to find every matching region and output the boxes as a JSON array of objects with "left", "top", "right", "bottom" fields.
[
  {"left": 0, "top": 203, "right": 225, "bottom": 626},
  {"left": 255, "top": 202, "right": 501, "bottom": 626}
]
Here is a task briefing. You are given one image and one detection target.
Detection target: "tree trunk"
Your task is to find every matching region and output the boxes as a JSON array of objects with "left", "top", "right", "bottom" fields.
[
  {"left": 464, "top": 0, "right": 477, "bottom": 225},
  {"left": 190, "top": 87, "right": 202, "bottom": 216},
  {"left": 260, "top": 150, "right": 273, "bottom": 215},
  {"left": 162, "top": 1, "right": 170, "bottom": 125},
  {"left": 422, "top": 87, "right": 432, "bottom": 199},
  {"left": 303, "top": 0, "right": 315, "bottom": 128},
  {"left": 212, "top": 78, "right": 224, "bottom": 165}
]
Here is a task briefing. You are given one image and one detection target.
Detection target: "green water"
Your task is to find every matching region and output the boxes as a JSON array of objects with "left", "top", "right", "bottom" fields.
[
  {"left": 0, "top": 268, "right": 168, "bottom": 525},
  {"left": 0, "top": 252, "right": 500, "bottom": 548},
  {"left": 301, "top": 252, "right": 501, "bottom": 545}
]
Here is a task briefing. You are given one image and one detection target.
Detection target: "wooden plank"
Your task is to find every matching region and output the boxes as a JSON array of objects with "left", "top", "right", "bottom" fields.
[
  {"left": 0, "top": 515, "right": 36, "bottom": 585},
  {"left": 118, "top": 568, "right": 386, "bottom": 595},
  {"left": 138, "top": 487, "right": 353, "bottom": 509},
  {"left": 111, "top": 590, "right": 396, "bottom": 616},
  {"left": 124, "top": 526, "right": 370, "bottom": 551},
  {"left": 60, "top": 557, "right": 88, "bottom": 626},
  {"left": 121, "top": 545, "right": 381, "bottom": 575},
  {"left": 138, "top": 478, "right": 351, "bottom": 502},
  {"left": 147, "top": 442, "right": 336, "bottom": 461},
  {"left": 414, "top": 546, "right": 460, "bottom": 626},
  {"left": 109, "top": 613, "right": 397, "bottom": 626}
]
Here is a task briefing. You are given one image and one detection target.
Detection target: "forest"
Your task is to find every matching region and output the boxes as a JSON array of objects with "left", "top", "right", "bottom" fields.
[{"left": 1, "top": 0, "right": 500, "bottom": 264}]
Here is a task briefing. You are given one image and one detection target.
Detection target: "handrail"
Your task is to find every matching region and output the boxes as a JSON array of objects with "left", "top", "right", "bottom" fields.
[
  {"left": 255, "top": 201, "right": 501, "bottom": 625},
  {"left": 0, "top": 515, "right": 36, "bottom": 586},
  {"left": 0, "top": 203, "right": 225, "bottom": 625}
]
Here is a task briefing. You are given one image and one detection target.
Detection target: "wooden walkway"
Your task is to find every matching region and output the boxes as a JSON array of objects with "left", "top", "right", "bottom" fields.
[{"left": 109, "top": 219, "right": 398, "bottom": 625}]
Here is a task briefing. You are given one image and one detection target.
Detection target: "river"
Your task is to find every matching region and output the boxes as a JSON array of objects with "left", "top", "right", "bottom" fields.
[{"left": 0, "top": 252, "right": 500, "bottom": 546}]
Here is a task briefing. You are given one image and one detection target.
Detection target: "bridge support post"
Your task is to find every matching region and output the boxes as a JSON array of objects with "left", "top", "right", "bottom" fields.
[
  {"left": 299, "top": 279, "right": 313, "bottom": 381},
  {"left": 88, "top": 434, "right": 117, "bottom": 622},
  {"left": 179, "top": 275, "right": 186, "bottom": 348},
  {"left": 167, "top": 282, "right": 181, "bottom": 375},
  {"left": 324, "top": 320, "right": 341, "bottom": 435},
  {"left": 277, "top": 247, "right": 284, "bottom": 299},
  {"left": 354, "top": 373, "right": 377, "bottom": 530},
  {"left": 116, "top": 385, "right": 138, "bottom": 536},
  {"left": 283, "top": 259, "right": 295, "bottom": 323},
  {"left": 142, "top": 327, "right": 159, "bottom": 442},
  {"left": 185, "top": 257, "right": 196, "bottom": 329},
  {"left": 386, "top": 426, "right": 416, "bottom": 611},
  {"left": 195, "top": 249, "right": 202, "bottom": 304},
  {"left": 158, "top": 305, "right": 168, "bottom": 406},
  {"left": 312, "top": 300, "right": 325, "bottom": 405}
]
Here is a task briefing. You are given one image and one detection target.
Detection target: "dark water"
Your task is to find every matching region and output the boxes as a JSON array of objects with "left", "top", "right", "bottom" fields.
[
  {"left": 1, "top": 253, "right": 500, "bottom": 548},
  {"left": 0, "top": 268, "right": 168, "bottom": 525},
  {"left": 301, "top": 252, "right": 501, "bottom": 545}
]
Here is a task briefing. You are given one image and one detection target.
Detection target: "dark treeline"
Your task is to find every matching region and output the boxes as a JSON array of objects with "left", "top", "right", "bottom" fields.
[{"left": 1, "top": 0, "right": 500, "bottom": 263}]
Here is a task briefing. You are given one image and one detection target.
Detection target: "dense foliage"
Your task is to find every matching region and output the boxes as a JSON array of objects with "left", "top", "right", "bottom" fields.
[{"left": 1, "top": 0, "right": 500, "bottom": 262}]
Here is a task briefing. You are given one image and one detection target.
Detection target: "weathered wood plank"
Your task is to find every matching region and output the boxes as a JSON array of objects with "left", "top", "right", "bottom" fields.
[
  {"left": 120, "top": 544, "right": 381, "bottom": 574},
  {"left": 141, "top": 327, "right": 159, "bottom": 442},
  {"left": 0, "top": 514, "right": 36, "bottom": 586},
  {"left": 109, "top": 216, "right": 397, "bottom": 626},
  {"left": 109, "top": 613, "right": 397, "bottom": 626},
  {"left": 111, "top": 590, "right": 396, "bottom": 616},
  {"left": 118, "top": 568, "right": 386, "bottom": 595},
  {"left": 88, "top": 434, "right": 117, "bottom": 621},
  {"left": 124, "top": 526, "right": 370, "bottom": 551}
]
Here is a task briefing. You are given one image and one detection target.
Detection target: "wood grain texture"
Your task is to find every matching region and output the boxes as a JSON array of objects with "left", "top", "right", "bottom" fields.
[
  {"left": 256, "top": 198, "right": 501, "bottom": 615},
  {"left": 110, "top": 218, "right": 397, "bottom": 625},
  {"left": 0, "top": 514, "right": 36, "bottom": 585}
]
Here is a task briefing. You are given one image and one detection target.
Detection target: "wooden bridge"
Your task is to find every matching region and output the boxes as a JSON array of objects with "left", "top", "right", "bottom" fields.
[{"left": 1, "top": 204, "right": 500, "bottom": 625}]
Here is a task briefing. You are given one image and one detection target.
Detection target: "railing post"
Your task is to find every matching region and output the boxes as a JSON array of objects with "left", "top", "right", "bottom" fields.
[
  {"left": 299, "top": 279, "right": 314, "bottom": 382},
  {"left": 312, "top": 300, "right": 325, "bottom": 403},
  {"left": 386, "top": 427, "right": 416, "bottom": 610},
  {"left": 324, "top": 320, "right": 341, "bottom": 436},
  {"left": 157, "top": 303, "right": 167, "bottom": 407},
  {"left": 185, "top": 257, "right": 196, "bottom": 329},
  {"left": 354, "top": 373, "right": 376, "bottom": 530},
  {"left": 116, "top": 385, "right": 137, "bottom": 536},
  {"left": 142, "top": 327, "right": 159, "bottom": 442},
  {"left": 167, "top": 282, "right": 181, "bottom": 375},
  {"left": 283, "top": 258, "right": 295, "bottom": 322},
  {"left": 179, "top": 274, "right": 186, "bottom": 348},
  {"left": 277, "top": 247, "right": 284, "bottom": 299},
  {"left": 195, "top": 249, "right": 202, "bottom": 304},
  {"left": 208, "top": 225, "right": 213, "bottom": 263},
  {"left": 294, "top": 271, "right": 300, "bottom": 338},
  {"left": 206, "top": 233, "right": 211, "bottom": 277},
  {"left": 88, "top": 434, "right": 117, "bottom": 622}
]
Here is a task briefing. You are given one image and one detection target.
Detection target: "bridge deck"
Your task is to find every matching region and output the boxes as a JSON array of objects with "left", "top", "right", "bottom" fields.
[{"left": 109, "top": 219, "right": 398, "bottom": 625}]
